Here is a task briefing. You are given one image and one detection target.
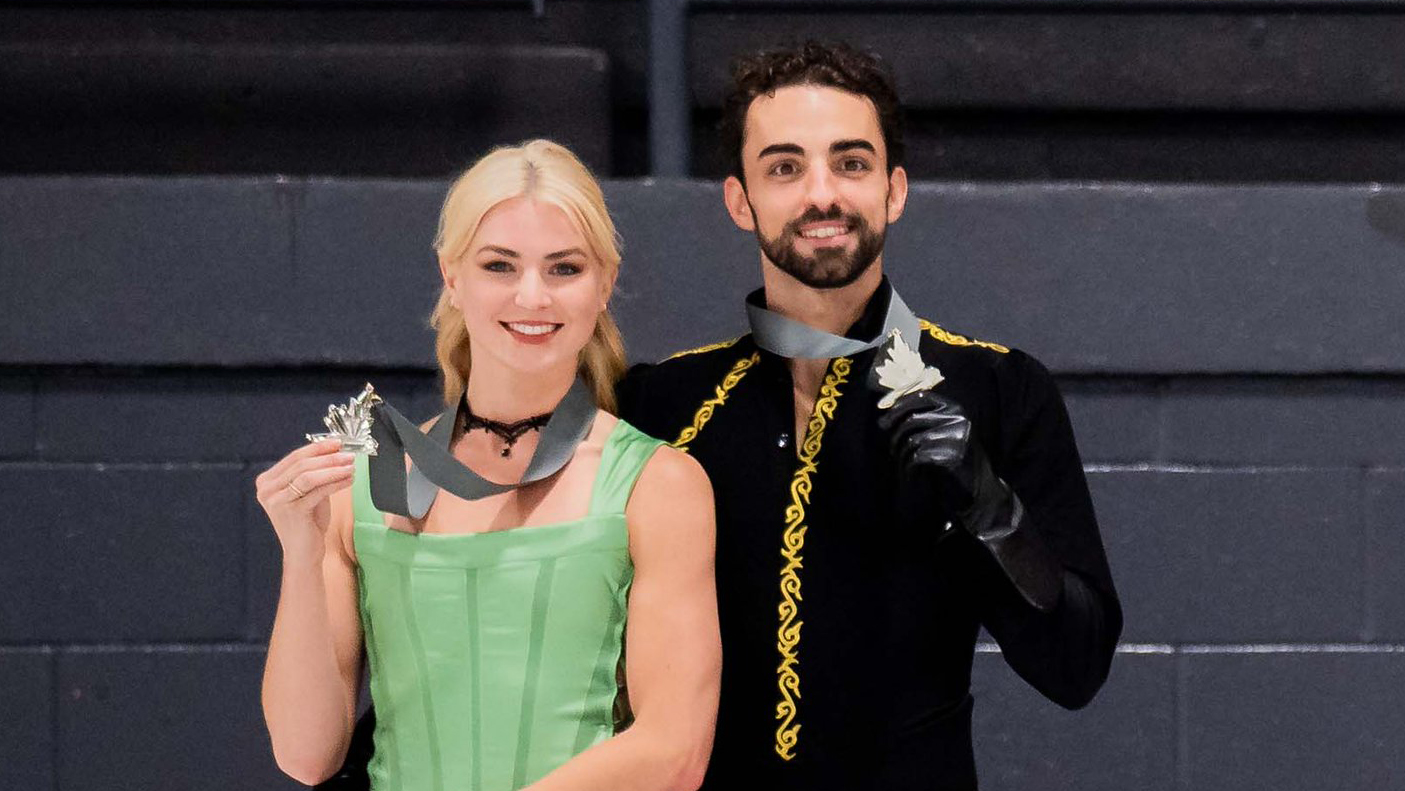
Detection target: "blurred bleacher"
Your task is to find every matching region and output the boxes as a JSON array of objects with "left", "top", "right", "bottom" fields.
[{"left": 4, "top": 0, "right": 1405, "bottom": 180}]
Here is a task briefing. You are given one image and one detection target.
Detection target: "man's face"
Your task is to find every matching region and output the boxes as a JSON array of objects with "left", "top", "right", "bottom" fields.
[{"left": 724, "top": 84, "right": 907, "bottom": 290}]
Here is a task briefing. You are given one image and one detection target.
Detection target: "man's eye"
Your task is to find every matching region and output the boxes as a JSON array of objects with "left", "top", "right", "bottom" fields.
[
  {"left": 550, "top": 262, "right": 583, "bottom": 276},
  {"left": 840, "top": 158, "right": 870, "bottom": 173},
  {"left": 769, "top": 161, "right": 799, "bottom": 177},
  {"left": 483, "top": 260, "right": 513, "bottom": 273}
]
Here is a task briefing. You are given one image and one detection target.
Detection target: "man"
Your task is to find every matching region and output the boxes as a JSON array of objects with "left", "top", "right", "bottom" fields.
[
  {"left": 322, "top": 40, "right": 1119, "bottom": 791},
  {"left": 616, "top": 41, "right": 1121, "bottom": 790}
]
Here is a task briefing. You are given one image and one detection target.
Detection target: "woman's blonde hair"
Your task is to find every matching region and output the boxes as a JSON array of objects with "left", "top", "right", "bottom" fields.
[{"left": 430, "top": 140, "right": 627, "bottom": 413}]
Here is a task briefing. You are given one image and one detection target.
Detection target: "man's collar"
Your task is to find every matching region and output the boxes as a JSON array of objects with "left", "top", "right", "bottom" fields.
[
  {"left": 744, "top": 275, "right": 894, "bottom": 341},
  {"left": 745, "top": 276, "right": 918, "bottom": 361}
]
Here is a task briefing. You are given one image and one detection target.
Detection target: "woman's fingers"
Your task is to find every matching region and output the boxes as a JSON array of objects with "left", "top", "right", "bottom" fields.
[
  {"left": 258, "top": 446, "right": 351, "bottom": 501},
  {"left": 256, "top": 439, "right": 343, "bottom": 493},
  {"left": 296, "top": 469, "right": 357, "bottom": 506},
  {"left": 270, "top": 460, "right": 356, "bottom": 508}
]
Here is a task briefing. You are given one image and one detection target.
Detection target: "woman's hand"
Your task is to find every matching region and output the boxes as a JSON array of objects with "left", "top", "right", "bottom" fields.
[
  {"left": 255, "top": 440, "right": 356, "bottom": 563},
  {"left": 259, "top": 439, "right": 364, "bottom": 785}
]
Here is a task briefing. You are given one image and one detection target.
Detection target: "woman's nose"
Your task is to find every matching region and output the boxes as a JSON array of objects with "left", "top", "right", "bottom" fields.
[{"left": 514, "top": 270, "right": 552, "bottom": 309}]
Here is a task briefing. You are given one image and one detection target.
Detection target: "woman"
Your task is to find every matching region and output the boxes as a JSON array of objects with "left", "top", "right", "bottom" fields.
[{"left": 257, "top": 140, "right": 721, "bottom": 790}]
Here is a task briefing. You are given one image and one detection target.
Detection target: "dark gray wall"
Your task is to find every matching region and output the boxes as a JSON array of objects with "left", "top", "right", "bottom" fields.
[
  {"left": 2, "top": 176, "right": 1402, "bottom": 790},
  {"left": 10, "top": 0, "right": 1405, "bottom": 182}
]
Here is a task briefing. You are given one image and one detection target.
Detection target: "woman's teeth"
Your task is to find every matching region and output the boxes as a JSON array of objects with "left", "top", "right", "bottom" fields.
[{"left": 506, "top": 322, "right": 559, "bottom": 336}]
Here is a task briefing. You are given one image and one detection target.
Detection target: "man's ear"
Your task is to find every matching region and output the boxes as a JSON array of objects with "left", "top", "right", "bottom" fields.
[
  {"left": 886, "top": 165, "right": 909, "bottom": 224},
  {"left": 723, "top": 175, "right": 756, "bottom": 232}
]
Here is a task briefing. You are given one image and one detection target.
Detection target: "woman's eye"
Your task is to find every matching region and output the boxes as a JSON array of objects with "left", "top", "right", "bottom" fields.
[
  {"left": 550, "top": 262, "right": 584, "bottom": 276},
  {"left": 482, "top": 260, "right": 513, "bottom": 273}
]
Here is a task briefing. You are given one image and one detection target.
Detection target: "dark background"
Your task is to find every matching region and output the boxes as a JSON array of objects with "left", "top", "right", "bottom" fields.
[{"left": 2, "top": 1, "right": 1404, "bottom": 789}]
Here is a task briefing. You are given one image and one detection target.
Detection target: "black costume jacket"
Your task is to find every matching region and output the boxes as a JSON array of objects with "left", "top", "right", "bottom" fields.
[
  {"left": 617, "top": 281, "right": 1122, "bottom": 791},
  {"left": 317, "top": 281, "right": 1121, "bottom": 791}
]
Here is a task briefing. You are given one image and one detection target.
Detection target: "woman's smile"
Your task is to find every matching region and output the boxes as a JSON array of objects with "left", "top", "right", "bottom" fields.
[{"left": 501, "top": 320, "right": 563, "bottom": 343}]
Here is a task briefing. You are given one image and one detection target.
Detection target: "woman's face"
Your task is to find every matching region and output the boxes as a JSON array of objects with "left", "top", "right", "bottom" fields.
[{"left": 441, "top": 196, "right": 613, "bottom": 379}]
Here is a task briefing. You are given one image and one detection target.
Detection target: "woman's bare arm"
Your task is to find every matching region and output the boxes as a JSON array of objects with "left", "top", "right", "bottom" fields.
[
  {"left": 258, "top": 441, "right": 365, "bottom": 785},
  {"left": 525, "top": 445, "right": 722, "bottom": 791}
]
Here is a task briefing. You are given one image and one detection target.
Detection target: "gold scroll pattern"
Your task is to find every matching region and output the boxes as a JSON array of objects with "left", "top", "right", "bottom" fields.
[
  {"left": 775, "top": 356, "right": 852, "bottom": 761},
  {"left": 670, "top": 353, "right": 761, "bottom": 453},
  {"left": 919, "top": 319, "right": 1010, "bottom": 354},
  {"left": 665, "top": 336, "right": 742, "bottom": 360}
]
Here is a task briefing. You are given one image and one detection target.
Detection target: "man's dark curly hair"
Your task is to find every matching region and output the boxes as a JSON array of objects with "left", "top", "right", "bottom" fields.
[{"left": 721, "top": 40, "right": 905, "bottom": 183}]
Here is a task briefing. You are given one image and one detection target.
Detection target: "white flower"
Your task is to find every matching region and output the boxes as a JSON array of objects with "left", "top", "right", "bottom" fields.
[{"left": 875, "top": 329, "right": 944, "bottom": 409}]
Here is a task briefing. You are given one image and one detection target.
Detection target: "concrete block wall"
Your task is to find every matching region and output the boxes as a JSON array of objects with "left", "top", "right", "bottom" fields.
[{"left": 2, "top": 177, "right": 1402, "bottom": 789}]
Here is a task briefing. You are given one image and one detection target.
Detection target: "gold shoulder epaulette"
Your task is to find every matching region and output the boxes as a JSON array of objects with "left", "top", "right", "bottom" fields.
[
  {"left": 919, "top": 319, "right": 1010, "bottom": 354},
  {"left": 664, "top": 336, "right": 742, "bottom": 361}
]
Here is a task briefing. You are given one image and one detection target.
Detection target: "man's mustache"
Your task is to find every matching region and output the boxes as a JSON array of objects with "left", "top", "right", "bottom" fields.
[{"left": 784, "top": 206, "right": 864, "bottom": 234}]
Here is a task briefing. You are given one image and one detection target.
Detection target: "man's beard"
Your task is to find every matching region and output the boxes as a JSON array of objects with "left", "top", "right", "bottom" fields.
[{"left": 753, "top": 204, "right": 886, "bottom": 290}]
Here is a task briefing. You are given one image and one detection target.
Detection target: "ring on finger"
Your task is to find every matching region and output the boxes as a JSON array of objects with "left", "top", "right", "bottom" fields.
[{"left": 288, "top": 482, "right": 308, "bottom": 498}]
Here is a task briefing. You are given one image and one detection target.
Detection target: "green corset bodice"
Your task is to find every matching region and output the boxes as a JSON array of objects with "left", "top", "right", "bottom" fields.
[{"left": 351, "top": 419, "right": 663, "bottom": 791}]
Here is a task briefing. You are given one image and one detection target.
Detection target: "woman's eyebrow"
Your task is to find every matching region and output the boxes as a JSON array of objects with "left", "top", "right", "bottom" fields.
[
  {"left": 546, "top": 248, "right": 587, "bottom": 260},
  {"left": 476, "top": 245, "right": 519, "bottom": 257}
]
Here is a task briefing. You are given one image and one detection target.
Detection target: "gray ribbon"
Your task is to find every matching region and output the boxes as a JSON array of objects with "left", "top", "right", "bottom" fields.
[
  {"left": 366, "top": 378, "right": 596, "bottom": 519},
  {"left": 747, "top": 286, "right": 921, "bottom": 360}
]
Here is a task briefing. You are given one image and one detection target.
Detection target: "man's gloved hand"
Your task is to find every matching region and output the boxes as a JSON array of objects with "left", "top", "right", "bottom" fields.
[{"left": 877, "top": 389, "right": 1063, "bottom": 611}]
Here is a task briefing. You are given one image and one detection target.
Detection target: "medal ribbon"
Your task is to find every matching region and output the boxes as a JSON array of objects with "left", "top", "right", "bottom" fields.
[
  {"left": 746, "top": 284, "right": 921, "bottom": 360},
  {"left": 366, "top": 377, "right": 596, "bottom": 519}
]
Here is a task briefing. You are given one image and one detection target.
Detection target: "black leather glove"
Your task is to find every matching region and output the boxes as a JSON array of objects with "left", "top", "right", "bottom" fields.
[{"left": 877, "top": 390, "right": 1063, "bottom": 611}]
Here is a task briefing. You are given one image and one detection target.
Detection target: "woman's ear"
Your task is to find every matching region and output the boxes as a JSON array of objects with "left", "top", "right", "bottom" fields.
[
  {"left": 438, "top": 253, "right": 460, "bottom": 309},
  {"left": 601, "top": 267, "right": 618, "bottom": 311}
]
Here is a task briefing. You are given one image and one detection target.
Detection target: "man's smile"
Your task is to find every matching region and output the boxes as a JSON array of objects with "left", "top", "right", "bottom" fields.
[{"left": 798, "top": 220, "right": 853, "bottom": 240}]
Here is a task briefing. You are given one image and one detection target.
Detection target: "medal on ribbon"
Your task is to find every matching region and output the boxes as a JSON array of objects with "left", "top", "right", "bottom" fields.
[
  {"left": 871, "top": 328, "right": 944, "bottom": 408},
  {"left": 306, "top": 383, "right": 382, "bottom": 455}
]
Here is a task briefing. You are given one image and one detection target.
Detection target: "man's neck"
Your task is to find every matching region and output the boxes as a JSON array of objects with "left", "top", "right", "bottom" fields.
[
  {"left": 759, "top": 257, "right": 885, "bottom": 414},
  {"left": 759, "top": 257, "right": 885, "bottom": 337}
]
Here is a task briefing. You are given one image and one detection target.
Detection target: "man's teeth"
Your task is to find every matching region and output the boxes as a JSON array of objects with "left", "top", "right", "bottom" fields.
[
  {"left": 801, "top": 226, "right": 848, "bottom": 239},
  {"left": 508, "top": 323, "right": 558, "bottom": 336}
]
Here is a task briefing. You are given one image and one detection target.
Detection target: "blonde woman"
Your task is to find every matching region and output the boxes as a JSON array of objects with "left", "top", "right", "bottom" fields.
[{"left": 258, "top": 140, "right": 721, "bottom": 791}]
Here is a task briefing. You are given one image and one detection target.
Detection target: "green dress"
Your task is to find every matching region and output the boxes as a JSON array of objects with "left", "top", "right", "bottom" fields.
[{"left": 350, "top": 419, "right": 663, "bottom": 791}]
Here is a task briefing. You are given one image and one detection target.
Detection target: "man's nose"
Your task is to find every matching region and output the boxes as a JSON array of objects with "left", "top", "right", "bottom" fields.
[
  {"left": 802, "top": 164, "right": 840, "bottom": 210},
  {"left": 514, "top": 270, "right": 552, "bottom": 309}
]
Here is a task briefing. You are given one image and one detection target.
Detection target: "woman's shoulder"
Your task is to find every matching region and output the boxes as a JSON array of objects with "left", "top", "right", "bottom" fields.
[{"left": 631, "top": 443, "right": 710, "bottom": 506}]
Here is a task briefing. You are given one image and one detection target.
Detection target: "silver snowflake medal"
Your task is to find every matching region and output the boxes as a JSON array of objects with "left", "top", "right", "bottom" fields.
[
  {"left": 872, "top": 328, "right": 945, "bottom": 409},
  {"left": 306, "top": 383, "right": 383, "bottom": 455}
]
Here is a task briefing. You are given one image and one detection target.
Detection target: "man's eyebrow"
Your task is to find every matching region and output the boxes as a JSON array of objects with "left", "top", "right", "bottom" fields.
[
  {"left": 757, "top": 143, "right": 805, "bottom": 159},
  {"left": 831, "top": 139, "right": 877, "bottom": 155},
  {"left": 546, "top": 248, "right": 587, "bottom": 260},
  {"left": 477, "top": 245, "right": 519, "bottom": 257}
]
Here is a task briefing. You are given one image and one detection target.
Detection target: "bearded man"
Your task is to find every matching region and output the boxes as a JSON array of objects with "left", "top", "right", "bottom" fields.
[{"left": 617, "top": 41, "right": 1122, "bottom": 790}]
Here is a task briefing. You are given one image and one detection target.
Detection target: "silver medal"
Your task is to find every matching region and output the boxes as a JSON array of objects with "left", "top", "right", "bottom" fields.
[
  {"left": 306, "top": 383, "right": 382, "bottom": 455},
  {"left": 873, "top": 329, "right": 945, "bottom": 409}
]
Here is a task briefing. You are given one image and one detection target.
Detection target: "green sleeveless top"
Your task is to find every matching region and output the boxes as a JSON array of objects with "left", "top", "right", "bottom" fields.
[{"left": 351, "top": 419, "right": 664, "bottom": 791}]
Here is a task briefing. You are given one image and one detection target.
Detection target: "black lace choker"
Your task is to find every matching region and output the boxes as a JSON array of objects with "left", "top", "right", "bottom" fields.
[{"left": 463, "top": 408, "right": 553, "bottom": 457}]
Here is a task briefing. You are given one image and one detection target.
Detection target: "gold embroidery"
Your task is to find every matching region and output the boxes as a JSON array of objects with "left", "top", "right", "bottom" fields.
[
  {"left": 665, "top": 336, "right": 741, "bottom": 360},
  {"left": 670, "top": 353, "right": 760, "bottom": 453},
  {"left": 775, "top": 356, "right": 851, "bottom": 761},
  {"left": 919, "top": 319, "right": 1009, "bottom": 354}
]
